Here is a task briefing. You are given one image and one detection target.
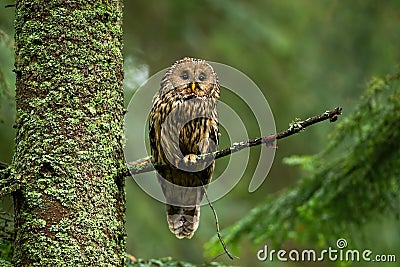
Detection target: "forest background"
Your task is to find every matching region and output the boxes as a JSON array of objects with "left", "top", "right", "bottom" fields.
[{"left": 1, "top": 1, "right": 399, "bottom": 266}]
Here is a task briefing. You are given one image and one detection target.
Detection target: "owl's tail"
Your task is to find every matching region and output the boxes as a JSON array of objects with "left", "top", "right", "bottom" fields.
[{"left": 166, "top": 204, "right": 200, "bottom": 239}]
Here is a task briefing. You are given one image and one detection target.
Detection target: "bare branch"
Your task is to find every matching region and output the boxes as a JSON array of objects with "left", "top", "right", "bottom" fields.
[
  {"left": 125, "top": 107, "right": 342, "bottom": 176},
  {"left": 1, "top": 107, "right": 343, "bottom": 177}
]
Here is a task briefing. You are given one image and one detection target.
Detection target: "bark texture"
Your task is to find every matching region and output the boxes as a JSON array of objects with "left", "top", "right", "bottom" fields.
[{"left": 12, "top": 0, "right": 125, "bottom": 265}]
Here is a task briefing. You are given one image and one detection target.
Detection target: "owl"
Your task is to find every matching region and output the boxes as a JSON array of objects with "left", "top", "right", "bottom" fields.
[{"left": 149, "top": 57, "right": 220, "bottom": 239}]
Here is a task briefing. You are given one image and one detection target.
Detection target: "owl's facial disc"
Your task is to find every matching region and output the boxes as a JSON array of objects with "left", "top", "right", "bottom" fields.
[
  {"left": 183, "top": 80, "right": 214, "bottom": 98},
  {"left": 166, "top": 58, "right": 219, "bottom": 99},
  {"left": 181, "top": 70, "right": 190, "bottom": 81}
]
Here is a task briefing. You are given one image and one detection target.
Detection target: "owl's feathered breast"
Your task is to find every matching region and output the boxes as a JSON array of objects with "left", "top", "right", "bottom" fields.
[{"left": 149, "top": 90, "right": 219, "bottom": 171}]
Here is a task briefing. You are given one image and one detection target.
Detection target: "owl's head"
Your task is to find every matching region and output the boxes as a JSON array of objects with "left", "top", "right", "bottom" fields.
[{"left": 160, "top": 57, "right": 220, "bottom": 99}]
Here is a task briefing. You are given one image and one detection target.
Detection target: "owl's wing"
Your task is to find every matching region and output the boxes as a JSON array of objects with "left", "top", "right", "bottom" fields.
[
  {"left": 197, "top": 110, "right": 219, "bottom": 186},
  {"left": 150, "top": 94, "right": 181, "bottom": 166},
  {"left": 210, "top": 109, "right": 219, "bottom": 148},
  {"left": 149, "top": 103, "right": 161, "bottom": 164}
]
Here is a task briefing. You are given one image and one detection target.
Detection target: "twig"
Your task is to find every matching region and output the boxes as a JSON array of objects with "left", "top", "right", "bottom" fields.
[
  {"left": 201, "top": 182, "right": 237, "bottom": 260},
  {"left": 1, "top": 108, "right": 342, "bottom": 176},
  {"left": 126, "top": 107, "right": 342, "bottom": 176}
]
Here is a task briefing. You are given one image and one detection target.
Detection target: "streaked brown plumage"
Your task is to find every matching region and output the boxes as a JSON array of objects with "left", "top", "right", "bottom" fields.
[{"left": 149, "top": 57, "right": 219, "bottom": 239}]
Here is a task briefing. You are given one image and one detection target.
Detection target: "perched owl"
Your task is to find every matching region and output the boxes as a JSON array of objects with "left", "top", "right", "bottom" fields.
[{"left": 149, "top": 57, "right": 220, "bottom": 239}]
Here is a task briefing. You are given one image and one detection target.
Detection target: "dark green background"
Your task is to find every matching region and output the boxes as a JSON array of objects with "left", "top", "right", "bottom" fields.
[{"left": 1, "top": 1, "right": 399, "bottom": 266}]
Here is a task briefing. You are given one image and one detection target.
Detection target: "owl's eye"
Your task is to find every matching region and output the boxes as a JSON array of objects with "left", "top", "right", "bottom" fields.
[
  {"left": 198, "top": 72, "right": 206, "bottom": 81},
  {"left": 181, "top": 71, "right": 189, "bottom": 80}
]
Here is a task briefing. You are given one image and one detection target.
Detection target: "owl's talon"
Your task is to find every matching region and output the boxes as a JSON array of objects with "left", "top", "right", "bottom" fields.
[{"left": 183, "top": 154, "right": 197, "bottom": 166}]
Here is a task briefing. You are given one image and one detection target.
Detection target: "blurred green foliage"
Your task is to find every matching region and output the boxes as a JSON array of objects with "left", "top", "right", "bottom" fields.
[
  {"left": 128, "top": 256, "right": 232, "bottom": 267},
  {"left": 205, "top": 73, "right": 400, "bottom": 258},
  {"left": 1, "top": 1, "right": 400, "bottom": 266}
]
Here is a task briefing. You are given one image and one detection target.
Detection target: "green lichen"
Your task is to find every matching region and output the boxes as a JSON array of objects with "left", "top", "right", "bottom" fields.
[{"left": 12, "top": 0, "right": 126, "bottom": 266}]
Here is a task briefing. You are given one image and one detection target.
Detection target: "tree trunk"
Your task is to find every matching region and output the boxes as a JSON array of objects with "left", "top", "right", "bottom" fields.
[{"left": 12, "top": 0, "right": 125, "bottom": 265}]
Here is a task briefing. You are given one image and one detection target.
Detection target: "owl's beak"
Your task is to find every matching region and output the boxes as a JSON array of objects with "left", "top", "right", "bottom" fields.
[{"left": 190, "top": 82, "right": 196, "bottom": 93}]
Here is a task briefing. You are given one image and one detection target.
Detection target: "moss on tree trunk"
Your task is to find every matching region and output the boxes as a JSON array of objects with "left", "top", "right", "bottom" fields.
[{"left": 12, "top": 0, "right": 125, "bottom": 265}]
